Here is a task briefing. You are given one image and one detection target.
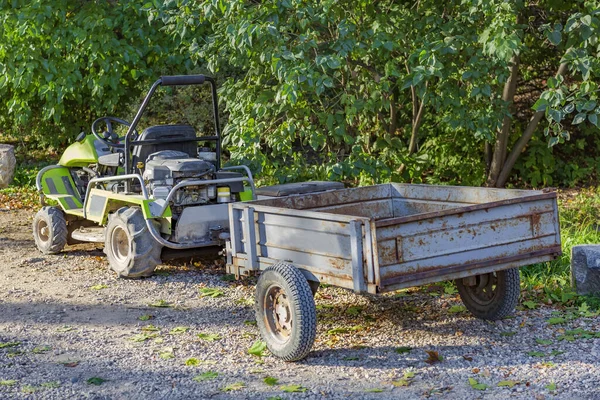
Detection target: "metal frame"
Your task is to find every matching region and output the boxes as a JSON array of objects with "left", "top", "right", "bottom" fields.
[{"left": 123, "top": 75, "right": 222, "bottom": 191}]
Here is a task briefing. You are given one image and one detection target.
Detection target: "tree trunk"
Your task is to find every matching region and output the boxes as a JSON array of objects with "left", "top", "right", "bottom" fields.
[
  {"left": 486, "top": 54, "right": 520, "bottom": 187},
  {"left": 494, "top": 59, "right": 569, "bottom": 188}
]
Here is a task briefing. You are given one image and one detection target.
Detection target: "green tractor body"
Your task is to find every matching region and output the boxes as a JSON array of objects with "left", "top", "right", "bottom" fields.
[{"left": 33, "top": 75, "right": 256, "bottom": 277}]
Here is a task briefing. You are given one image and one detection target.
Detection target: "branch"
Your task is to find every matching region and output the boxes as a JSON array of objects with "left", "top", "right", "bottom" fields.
[
  {"left": 486, "top": 53, "right": 520, "bottom": 187},
  {"left": 495, "top": 57, "right": 570, "bottom": 187}
]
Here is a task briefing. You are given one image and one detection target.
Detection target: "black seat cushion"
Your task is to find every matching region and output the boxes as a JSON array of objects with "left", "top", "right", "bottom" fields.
[{"left": 132, "top": 125, "right": 197, "bottom": 167}]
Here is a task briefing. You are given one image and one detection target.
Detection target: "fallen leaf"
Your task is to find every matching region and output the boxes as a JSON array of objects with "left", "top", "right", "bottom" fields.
[
  {"left": 169, "top": 326, "right": 189, "bottom": 335},
  {"left": 197, "top": 333, "right": 221, "bottom": 342},
  {"left": 527, "top": 351, "right": 546, "bottom": 357},
  {"left": 185, "top": 358, "right": 200, "bottom": 366},
  {"left": 536, "top": 338, "right": 553, "bottom": 345},
  {"left": 547, "top": 317, "right": 566, "bottom": 325},
  {"left": 327, "top": 327, "right": 350, "bottom": 335},
  {"left": 199, "top": 288, "right": 224, "bottom": 298},
  {"left": 149, "top": 300, "right": 171, "bottom": 308},
  {"left": 448, "top": 305, "right": 467, "bottom": 313},
  {"left": 21, "top": 385, "right": 38, "bottom": 394},
  {"left": 221, "top": 382, "right": 246, "bottom": 391},
  {"left": 522, "top": 300, "right": 538, "bottom": 309},
  {"left": 90, "top": 284, "right": 108, "bottom": 290},
  {"left": 32, "top": 346, "right": 51, "bottom": 354},
  {"left": 129, "top": 333, "right": 158, "bottom": 342},
  {"left": 248, "top": 340, "right": 267, "bottom": 357},
  {"left": 545, "top": 382, "right": 557, "bottom": 391},
  {"left": 59, "top": 360, "right": 80, "bottom": 367},
  {"left": 500, "top": 331, "right": 516, "bottom": 337},
  {"left": 87, "top": 377, "right": 106, "bottom": 385},
  {"left": 193, "top": 371, "right": 218, "bottom": 382},
  {"left": 264, "top": 376, "right": 279, "bottom": 386},
  {"left": 141, "top": 325, "right": 160, "bottom": 332},
  {"left": 0, "top": 380, "right": 17, "bottom": 386},
  {"left": 41, "top": 381, "right": 60, "bottom": 388},
  {"left": 0, "top": 341, "right": 20, "bottom": 348},
  {"left": 425, "top": 350, "right": 443, "bottom": 364},
  {"left": 468, "top": 377, "right": 488, "bottom": 391},
  {"left": 498, "top": 380, "right": 519, "bottom": 388},
  {"left": 138, "top": 314, "right": 153, "bottom": 321},
  {"left": 365, "top": 388, "right": 384, "bottom": 392},
  {"left": 281, "top": 384, "right": 307, "bottom": 393},
  {"left": 346, "top": 306, "right": 362, "bottom": 316},
  {"left": 395, "top": 346, "right": 412, "bottom": 354}
]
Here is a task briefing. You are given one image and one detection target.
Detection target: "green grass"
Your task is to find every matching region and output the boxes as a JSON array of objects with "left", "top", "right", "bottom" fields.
[{"left": 520, "top": 188, "right": 600, "bottom": 308}]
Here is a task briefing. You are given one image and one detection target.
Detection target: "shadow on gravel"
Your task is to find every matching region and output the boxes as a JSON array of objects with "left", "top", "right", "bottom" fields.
[{"left": 0, "top": 299, "right": 250, "bottom": 328}]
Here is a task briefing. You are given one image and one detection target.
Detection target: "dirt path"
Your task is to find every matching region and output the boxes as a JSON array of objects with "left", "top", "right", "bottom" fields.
[{"left": 1, "top": 209, "right": 599, "bottom": 399}]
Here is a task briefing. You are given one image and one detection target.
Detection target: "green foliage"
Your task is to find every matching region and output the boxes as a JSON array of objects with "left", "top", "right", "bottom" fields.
[
  {"left": 151, "top": 0, "right": 599, "bottom": 186},
  {"left": 0, "top": 1, "right": 182, "bottom": 148}
]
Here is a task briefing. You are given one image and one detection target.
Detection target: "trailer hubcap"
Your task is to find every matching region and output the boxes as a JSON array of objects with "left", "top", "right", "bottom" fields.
[
  {"left": 111, "top": 226, "right": 130, "bottom": 263},
  {"left": 470, "top": 272, "right": 498, "bottom": 305},
  {"left": 265, "top": 285, "right": 292, "bottom": 342}
]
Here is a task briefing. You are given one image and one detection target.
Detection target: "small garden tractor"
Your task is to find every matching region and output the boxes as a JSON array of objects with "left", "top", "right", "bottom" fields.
[{"left": 32, "top": 75, "right": 257, "bottom": 277}]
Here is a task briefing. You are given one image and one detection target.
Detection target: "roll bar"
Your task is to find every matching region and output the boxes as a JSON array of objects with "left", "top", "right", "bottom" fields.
[{"left": 123, "top": 75, "right": 222, "bottom": 190}]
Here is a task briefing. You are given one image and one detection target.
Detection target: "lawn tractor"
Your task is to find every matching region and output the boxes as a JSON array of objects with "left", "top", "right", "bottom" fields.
[{"left": 32, "top": 75, "right": 258, "bottom": 277}]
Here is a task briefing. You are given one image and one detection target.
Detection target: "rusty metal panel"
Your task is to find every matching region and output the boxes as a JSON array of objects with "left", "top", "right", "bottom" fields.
[
  {"left": 312, "top": 198, "right": 394, "bottom": 219},
  {"left": 250, "top": 184, "right": 392, "bottom": 211},
  {"left": 349, "top": 220, "right": 366, "bottom": 293},
  {"left": 376, "top": 193, "right": 560, "bottom": 287}
]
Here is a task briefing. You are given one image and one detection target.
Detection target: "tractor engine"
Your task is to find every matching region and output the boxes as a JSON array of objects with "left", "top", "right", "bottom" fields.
[{"left": 142, "top": 150, "right": 217, "bottom": 207}]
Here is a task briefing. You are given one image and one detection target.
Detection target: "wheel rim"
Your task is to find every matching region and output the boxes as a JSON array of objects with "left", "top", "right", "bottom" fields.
[
  {"left": 110, "top": 226, "right": 130, "bottom": 263},
  {"left": 37, "top": 219, "right": 49, "bottom": 243},
  {"left": 264, "top": 284, "right": 292, "bottom": 344},
  {"left": 465, "top": 272, "right": 499, "bottom": 306}
]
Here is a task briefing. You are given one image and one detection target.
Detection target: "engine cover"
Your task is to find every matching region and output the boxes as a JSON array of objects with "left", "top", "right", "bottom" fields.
[{"left": 143, "top": 150, "right": 215, "bottom": 186}]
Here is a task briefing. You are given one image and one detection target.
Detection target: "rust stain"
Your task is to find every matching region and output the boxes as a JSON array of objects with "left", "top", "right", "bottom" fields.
[
  {"left": 530, "top": 214, "right": 542, "bottom": 237},
  {"left": 328, "top": 258, "right": 346, "bottom": 270}
]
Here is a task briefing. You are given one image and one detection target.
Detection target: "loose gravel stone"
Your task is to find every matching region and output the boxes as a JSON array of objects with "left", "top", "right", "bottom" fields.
[{"left": 1, "top": 209, "right": 599, "bottom": 399}]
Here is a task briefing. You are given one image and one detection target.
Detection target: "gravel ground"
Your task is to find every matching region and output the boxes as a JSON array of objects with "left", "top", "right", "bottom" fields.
[{"left": 1, "top": 208, "right": 600, "bottom": 399}]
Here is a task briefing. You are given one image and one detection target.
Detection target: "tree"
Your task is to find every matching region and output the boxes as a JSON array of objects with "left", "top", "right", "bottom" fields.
[
  {"left": 0, "top": 1, "right": 182, "bottom": 147},
  {"left": 153, "top": 0, "right": 599, "bottom": 187}
]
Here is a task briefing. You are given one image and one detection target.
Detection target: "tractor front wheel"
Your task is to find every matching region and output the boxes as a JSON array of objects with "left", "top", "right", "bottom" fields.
[
  {"left": 104, "top": 207, "right": 162, "bottom": 278},
  {"left": 32, "top": 206, "right": 67, "bottom": 254}
]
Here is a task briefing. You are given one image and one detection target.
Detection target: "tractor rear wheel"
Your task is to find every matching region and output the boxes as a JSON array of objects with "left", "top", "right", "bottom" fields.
[
  {"left": 104, "top": 207, "right": 162, "bottom": 278},
  {"left": 32, "top": 206, "right": 67, "bottom": 254}
]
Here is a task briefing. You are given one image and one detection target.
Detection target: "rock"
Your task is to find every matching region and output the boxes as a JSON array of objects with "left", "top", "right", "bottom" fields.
[
  {"left": 0, "top": 144, "right": 16, "bottom": 188},
  {"left": 571, "top": 245, "right": 600, "bottom": 295}
]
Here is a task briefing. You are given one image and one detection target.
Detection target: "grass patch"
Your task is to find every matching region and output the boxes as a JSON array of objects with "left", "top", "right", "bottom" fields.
[{"left": 520, "top": 188, "right": 600, "bottom": 308}]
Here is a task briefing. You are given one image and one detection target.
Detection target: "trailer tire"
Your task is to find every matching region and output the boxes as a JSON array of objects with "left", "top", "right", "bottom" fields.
[
  {"left": 32, "top": 206, "right": 68, "bottom": 254},
  {"left": 104, "top": 207, "right": 162, "bottom": 278},
  {"left": 456, "top": 268, "right": 520, "bottom": 320},
  {"left": 255, "top": 262, "right": 317, "bottom": 361}
]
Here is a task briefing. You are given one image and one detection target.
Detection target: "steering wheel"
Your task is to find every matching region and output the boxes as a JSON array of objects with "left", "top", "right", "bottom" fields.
[{"left": 91, "top": 117, "right": 137, "bottom": 149}]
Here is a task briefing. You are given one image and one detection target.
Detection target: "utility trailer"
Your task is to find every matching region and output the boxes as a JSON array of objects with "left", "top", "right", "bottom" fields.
[{"left": 226, "top": 183, "right": 561, "bottom": 361}]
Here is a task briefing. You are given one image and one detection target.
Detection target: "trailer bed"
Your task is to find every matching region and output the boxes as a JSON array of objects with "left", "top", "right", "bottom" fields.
[{"left": 226, "top": 184, "right": 561, "bottom": 294}]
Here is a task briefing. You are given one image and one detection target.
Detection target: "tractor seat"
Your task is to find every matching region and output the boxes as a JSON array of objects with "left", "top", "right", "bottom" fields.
[{"left": 131, "top": 125, "right": 198, "bottom": 169}]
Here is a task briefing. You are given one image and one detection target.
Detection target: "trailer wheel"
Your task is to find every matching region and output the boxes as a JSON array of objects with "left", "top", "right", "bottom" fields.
[
  {"left": 104, "top": 207, "right": 162, "bottom": 278},
  {"left": 255, "top": 262, "right": 317, "bottom": 361},
  {"left": 32, "top": 206, "right": 67, "bottom": 254},
  {"left": 456, "top": 268, "right": 520, "bottom": 320}
]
